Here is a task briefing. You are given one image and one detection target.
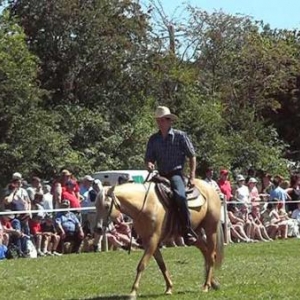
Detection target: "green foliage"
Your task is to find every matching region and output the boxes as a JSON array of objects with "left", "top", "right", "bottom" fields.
[{"left": 0, "top": 1, "right": 299, "bottom": 182}]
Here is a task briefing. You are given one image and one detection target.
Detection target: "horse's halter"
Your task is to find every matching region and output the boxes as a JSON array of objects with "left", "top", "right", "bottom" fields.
[{"left": 104, "top": 186, "right": 120, "bottom": 227}]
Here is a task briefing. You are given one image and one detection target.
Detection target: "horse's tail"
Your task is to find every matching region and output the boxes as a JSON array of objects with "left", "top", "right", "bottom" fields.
[{"left": 215, "top": 221, "right": 224, "bottom": 269}]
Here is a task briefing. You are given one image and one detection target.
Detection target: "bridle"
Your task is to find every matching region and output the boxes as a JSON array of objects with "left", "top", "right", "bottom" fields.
[{"left": 104, "top": 186, "right": 120, "bottom": 227}]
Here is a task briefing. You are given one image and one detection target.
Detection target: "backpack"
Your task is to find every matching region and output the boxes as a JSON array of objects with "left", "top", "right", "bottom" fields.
[{"left": 5, "top": 243, "right": 21, "bottom": 259}]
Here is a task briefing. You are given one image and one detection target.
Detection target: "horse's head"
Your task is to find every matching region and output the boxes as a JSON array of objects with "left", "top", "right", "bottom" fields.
[{"left": 94, "top": 186, "right": 121, "bottom": 235}]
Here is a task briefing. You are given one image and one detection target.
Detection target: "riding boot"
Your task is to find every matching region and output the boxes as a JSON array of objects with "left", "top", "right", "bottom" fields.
[{"left": 178, "top": 205, "right": 197, "bottom": 246}]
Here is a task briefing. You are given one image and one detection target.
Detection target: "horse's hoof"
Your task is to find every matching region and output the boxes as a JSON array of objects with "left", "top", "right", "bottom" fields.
[
  {"left": 165, "top": 289, "right": 172, "bottom": 295},
  {"left": 202, "top": 285, "right": 210, "bottom": 292},
  {"left": 129, "top": 291, "right": 137, "bottom": 300},
  {"left": 211, "top": 279, "right": 220, "bottom": 290},
  {"left": 128, "top": 293, "right": 137, "bottom": 300}
]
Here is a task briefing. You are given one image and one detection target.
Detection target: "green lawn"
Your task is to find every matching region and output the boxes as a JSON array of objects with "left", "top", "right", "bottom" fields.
[{"left": 0, "top": 239, "right": 299, "bottom": 300}]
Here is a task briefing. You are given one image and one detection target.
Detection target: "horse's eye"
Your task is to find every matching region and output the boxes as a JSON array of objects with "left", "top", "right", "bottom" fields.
[{"left": 104, "top": 203, "right": 110, "bottom": 210}]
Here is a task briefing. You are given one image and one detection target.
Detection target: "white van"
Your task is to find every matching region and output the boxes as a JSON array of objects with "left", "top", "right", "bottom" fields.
[{"left": 92, "top": 170, "right": 149, "bottom": 186}]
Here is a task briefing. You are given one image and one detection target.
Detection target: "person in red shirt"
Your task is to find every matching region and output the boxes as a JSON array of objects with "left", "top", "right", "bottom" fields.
[
  {"left": 29, "top": 215, "right": 44, "bottom": 256},
  {"left": 52, "top": 169, "right": 80, "bottom": 208},
  {"left": 218, "top": 169, "right": 233, "bottom": 201},
  {"left": 61, "top": 180, "right": 81, "bottom": 209}
]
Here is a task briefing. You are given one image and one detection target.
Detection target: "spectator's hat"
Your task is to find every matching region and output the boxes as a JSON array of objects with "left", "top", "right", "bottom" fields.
[
  {"left": 220, "top": 169, "right": 229, "bottom": 176},
  {"left": 83, "top": 175, "right": 94, "bottom": 182},
  {"left": 12, "top": 172, "right": 22, "bottom": 180},
  {"left": 236, "top": 174, "right": 245, "bottom": 181},
  {"left": 61, "top": 200, "right": 70, "bottom": 208},
  {"left": 154, "top": 106, "right": 177, "bottom": 120},
  {"left": 248, "top": 177, "right": 258, "bottom": 183},
  {"left": 61, "top": 169, "right": 72, "bottom": 176}
]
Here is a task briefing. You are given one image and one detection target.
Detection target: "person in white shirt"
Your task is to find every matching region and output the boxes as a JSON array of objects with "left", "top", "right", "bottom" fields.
[
  {"left": 42, "top": 185, "right": 53, "bottom": 211},
  {"left": 204, "top": 167, "right": 221, "bottom": 193},
  {"left": 235, "top": 175, "right": 250, "bottom": 206},
  {"left": 80, "top": 175, "right": 96, "bottom": 236}
]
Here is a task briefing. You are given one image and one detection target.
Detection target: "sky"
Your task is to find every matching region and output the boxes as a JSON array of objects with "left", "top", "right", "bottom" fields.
[{"left": 142, "top": 0, "right": 300, "bottom": 30}]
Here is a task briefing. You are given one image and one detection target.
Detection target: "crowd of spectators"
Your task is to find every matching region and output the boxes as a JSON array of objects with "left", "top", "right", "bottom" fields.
[
  {"left": 203, "top": 167, "right": 300, "bottom": 244},
  {"left": 0, "top": 170, "right": 140, "bottom": 260},
  {"left": 1, "top": 167, "right": 300, "bottom": 259}
]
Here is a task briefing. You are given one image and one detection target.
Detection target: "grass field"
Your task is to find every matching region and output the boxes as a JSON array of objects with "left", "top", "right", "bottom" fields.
[{"left": 0, "top": 238, "right": 299, "bottom": 300}]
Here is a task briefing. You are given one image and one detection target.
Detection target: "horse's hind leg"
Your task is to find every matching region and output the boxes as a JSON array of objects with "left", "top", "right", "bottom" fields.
[
  {"left": 130, "top": 237, "right": 159, "bottom": 298},
  {"left": 153, "top": 248, "right": 173, "bottom": 294},
  {"left": 194, "top": 229, "right": 217, "bottom": 292}
]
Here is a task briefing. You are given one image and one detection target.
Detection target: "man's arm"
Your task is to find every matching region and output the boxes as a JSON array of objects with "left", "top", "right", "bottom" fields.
[{"left": 189, "top": 156, "right": 196, "bottom": 186}]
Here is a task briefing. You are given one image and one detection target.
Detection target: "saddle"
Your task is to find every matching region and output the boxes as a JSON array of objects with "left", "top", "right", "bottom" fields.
[{"left": 150, "top": 174, "right": 206, "bottom": 209}]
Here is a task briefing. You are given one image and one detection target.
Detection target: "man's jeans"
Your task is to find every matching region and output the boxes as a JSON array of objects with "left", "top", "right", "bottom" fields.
[{"left": 170, "top": 174, "right": 191, "bottom": 232}]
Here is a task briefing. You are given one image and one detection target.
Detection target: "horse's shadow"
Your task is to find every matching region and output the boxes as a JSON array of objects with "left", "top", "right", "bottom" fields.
[
  {"left": 73, "top": 290, "right": 198, "bottom": 300},
  {"left": 72, "top": 295, "right": 161, "bottom": 300}
]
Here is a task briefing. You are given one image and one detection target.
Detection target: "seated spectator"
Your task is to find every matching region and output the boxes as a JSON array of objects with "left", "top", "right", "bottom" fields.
[
  {"left": 105, "top": 217, "right": 140, "bottom": 250},
  {"left": 291, "top": 202, "right": 300, "bottom": 227},
  {"left": 277, "top": 202, "right": 300, "bottom": 237},
  {"left": 0, "top": 221, "right": 7, "bottom": 260},
  {"left": 286, "top": 174, "right": 300, "bottom": 215},
  {"left": 55, "top": 200, "right": 84, "bottom": 254},
  {"left": 227, "top": 204, "right": 252, "bottom": 242},
  {"left": 249, "top": 206, "right": 272, "bottom": 242},
  {"left": 0, "top": 210, "right": 29, "bottom": 256},
  {"left": 41, "top": 215, "right": 61, "bottom": 256},
  {"left": 261, "top": 202, "right": 288, "bottom": 239},
  {"left": 29, "top": 214, "right": 45, "bottom": 257}
]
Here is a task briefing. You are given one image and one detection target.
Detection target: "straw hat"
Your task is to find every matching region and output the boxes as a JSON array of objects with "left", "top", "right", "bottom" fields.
[{"left": 154, "top": 106, "right": 177, "bottom": 120}]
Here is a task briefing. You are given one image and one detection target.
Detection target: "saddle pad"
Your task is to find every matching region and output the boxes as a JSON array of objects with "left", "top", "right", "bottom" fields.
[{"left": 187, "top": 194, "right": 205, "bottom": 208}]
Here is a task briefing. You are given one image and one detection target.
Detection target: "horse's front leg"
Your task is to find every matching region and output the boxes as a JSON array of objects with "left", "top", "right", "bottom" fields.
[
  {"left": 130, "top": 236, "right": 159, "bottom": 298},
  {"left": 153, "top": 248, "right": 173, "bottom": 294}
]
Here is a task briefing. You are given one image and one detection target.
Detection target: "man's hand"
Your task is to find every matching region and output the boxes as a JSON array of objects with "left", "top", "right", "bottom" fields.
[
  {"left": 189, "top": 177, "right": 195, "bottom": 187},
  {"left": 189, "top": 174, "right": 196, "bottom": 187},
  {"left": 146, "top": 162, "right": 155, "bottom": 173}
]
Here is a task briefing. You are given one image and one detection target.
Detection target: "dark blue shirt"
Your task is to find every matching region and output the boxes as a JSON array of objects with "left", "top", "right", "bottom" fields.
[{"left": 145, "top": 128, "right": 195, "bottom": 174}]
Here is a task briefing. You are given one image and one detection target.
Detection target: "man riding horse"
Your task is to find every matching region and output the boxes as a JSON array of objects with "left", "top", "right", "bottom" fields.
[{"left": 145, "top": 106, "right": 197, "bottom": 246}]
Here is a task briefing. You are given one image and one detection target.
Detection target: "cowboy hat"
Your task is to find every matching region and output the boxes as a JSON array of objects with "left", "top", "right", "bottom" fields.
[
  {"left": 61, "top": 169, "right": 72, "bottom": 176},
  {"left": 154, "top": 106, "right": 177, "bottom": 120}
]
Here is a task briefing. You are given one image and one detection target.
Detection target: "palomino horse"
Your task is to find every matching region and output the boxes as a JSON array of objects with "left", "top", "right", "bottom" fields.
[{"left": 95, "top": 178, "right": 224, "bottom": 298}]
